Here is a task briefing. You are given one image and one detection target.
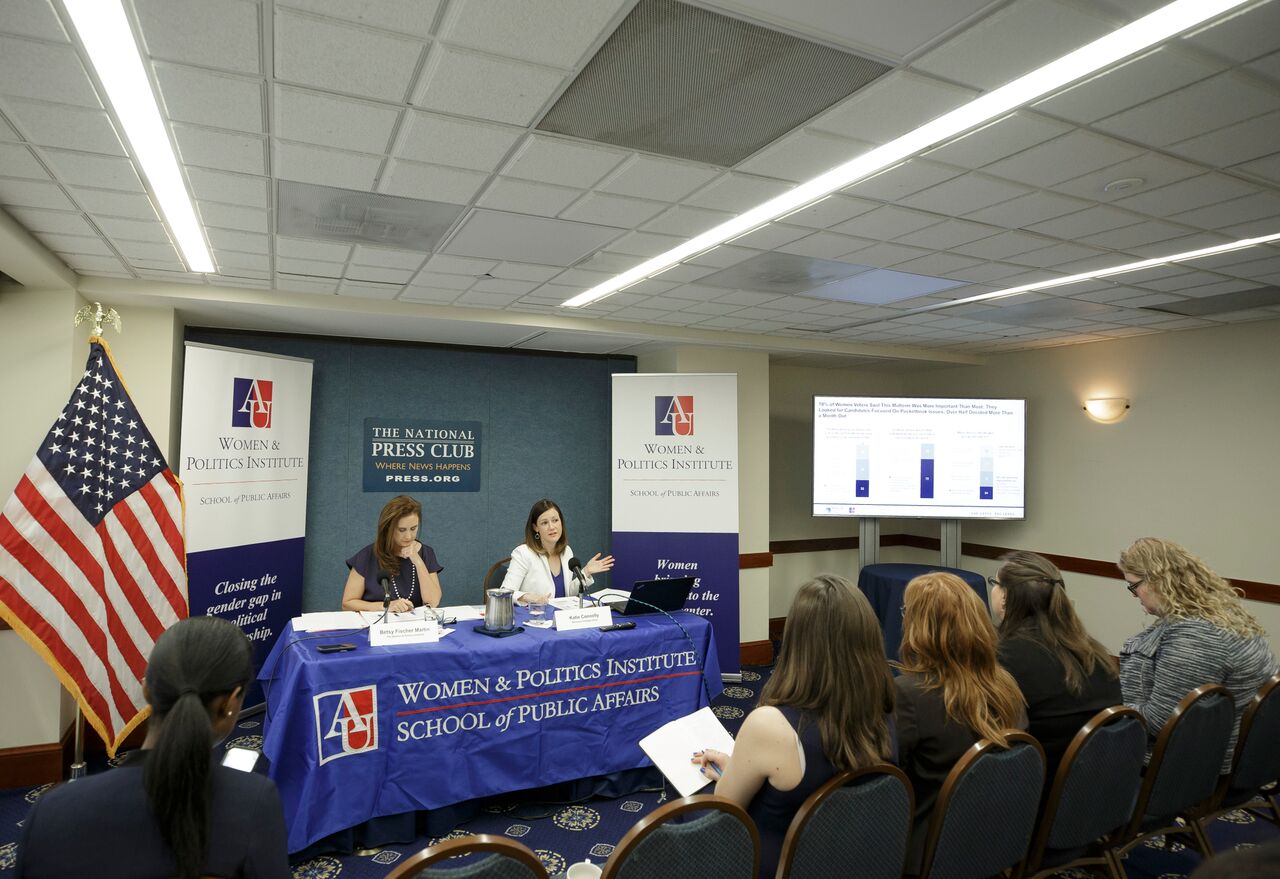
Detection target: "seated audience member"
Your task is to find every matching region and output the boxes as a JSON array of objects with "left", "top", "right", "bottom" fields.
[
  {"left": 17, "top": 616, "right": 289, "bottom": 879},
  {"left": 992, "top": 551, "right": 1121, "bottom": 776},
  {"left": 342, "top": 494, "right": 443, "bottom": 612},
  {"left": 692, "top": 574, "right": 896, "bottom": 879},
  {"left": 500, "top": 498, "right": 612, "bottom": 605},
  {"left": 1118, "top": 537, "right": 1277, "bottom": 770},
  {"left": 895, "top": 572, "right": 1027, "bottom": 876}
]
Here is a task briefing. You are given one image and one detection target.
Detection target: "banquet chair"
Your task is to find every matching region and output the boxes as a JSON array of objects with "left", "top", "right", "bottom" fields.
[
  {"left": 1105, "top": 684, "right": 1234, "bottom": 869},
  {"left": 385, "top": 834, "right": 548, "bottom": 879},
  {"left": 918, "top": 731, "right": 1045, "bottom": 879},
  {"left": 601, "top": 794, "right": 758, "bottom": 879},
  {"left": 1018, "top": 706, "right": 1147, "bottom": 879},
  {"left": 1188, "top": 674, "right": 1280, "bottom": 849},
  {"left": 481, "top": 556, "right": 511, "bottom": 603},
  {"left": 776, "top": 763, "right": 912, "bottom": 879}
]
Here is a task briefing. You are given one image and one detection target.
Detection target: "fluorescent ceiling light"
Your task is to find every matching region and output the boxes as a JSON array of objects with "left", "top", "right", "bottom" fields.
[
  {"left": 62, "top": 0, "right": 215, "bottom": 274},
  {"left": 562, "top": 0, "right": 1249, "bottom": 308}
]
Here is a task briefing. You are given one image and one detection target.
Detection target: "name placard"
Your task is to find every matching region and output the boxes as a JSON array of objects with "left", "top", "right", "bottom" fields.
[
  {"left": 554, "top": 605, "right": 613, "bottom": 631},
  {"left": 370, "top": 618, "right": 439, "bottom": 647}
]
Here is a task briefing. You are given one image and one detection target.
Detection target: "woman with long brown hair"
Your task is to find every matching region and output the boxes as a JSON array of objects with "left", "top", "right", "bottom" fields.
[
  {"left": 692, "top": 574, "right": 895, "bottom": 879},
  {"left": 896, "top": 571, "right": 1026, "bottom": 876},
  {"left": 1118, "top": 537, "right": 1276, "bottom": 770},
  {"left": 993, "top": 551, "right": 1120, "bottom": 776},
  {"left": 342, "top": 494, "right": 443, "bottom": 612}
]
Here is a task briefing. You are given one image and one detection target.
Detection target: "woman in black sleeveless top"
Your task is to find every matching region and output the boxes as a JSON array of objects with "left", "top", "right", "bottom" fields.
[{"left": 693, "top": 574, "right": 896, "bottom": 879}]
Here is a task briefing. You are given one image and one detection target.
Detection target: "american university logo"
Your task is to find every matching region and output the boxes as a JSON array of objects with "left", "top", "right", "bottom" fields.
[
  {"left": 232, "top": 377, "right": 273, "bottom": 428},
  {"left": 655, "top": 396, "right": 694, "bottom": 436},
  {"left": 314, "top": 685, "right": 378, "bottom": 764}
]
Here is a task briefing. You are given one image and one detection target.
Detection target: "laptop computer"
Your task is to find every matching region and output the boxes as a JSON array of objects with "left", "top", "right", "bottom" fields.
[{"left": 602, "top": 576, "right": 696, "bottom": 616}]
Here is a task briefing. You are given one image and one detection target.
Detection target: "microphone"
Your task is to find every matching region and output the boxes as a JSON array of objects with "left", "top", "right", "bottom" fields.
[
  {"left": 569, "top": 557, "right": 584, "bottom": 607},
  {"left": 378, "top": 575, "right": 391, "bottom": 623}
]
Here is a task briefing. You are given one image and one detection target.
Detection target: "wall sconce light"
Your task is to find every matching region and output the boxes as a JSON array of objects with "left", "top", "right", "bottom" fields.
[{"left": 1083, "top": 397, "right": 1131, "bottom": 423}]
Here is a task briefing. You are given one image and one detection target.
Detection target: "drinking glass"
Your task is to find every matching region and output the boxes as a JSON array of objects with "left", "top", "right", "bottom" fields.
[{"left": 528, "top": 594, "right": 547, "bottom": 617}]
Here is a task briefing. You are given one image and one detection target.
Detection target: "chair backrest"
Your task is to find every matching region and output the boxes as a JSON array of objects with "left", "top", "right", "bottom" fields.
[
  {"left": 1222, "top": 674, "right": 1280, "bottom": 800},
  {"left": 919, "top": 731, "right": 1045, "bottom": 879},
  {"left": 601, "top": 794, "right": 759, "bottom": 879},
  {"left": 1025, "top": 706, "right": 1147, "bottom": 867},
  {"left": 1127, "top": 683, "right": 1234, "bottom": 832},
  {"left": 777, "top": 763, "right": 913, "bottom": 879},
  {"left": 482, "top": 556, "right": 511, "bottom": 602},
  {"left": 384, "top": 834, "right": 549, "bottom": 879}
]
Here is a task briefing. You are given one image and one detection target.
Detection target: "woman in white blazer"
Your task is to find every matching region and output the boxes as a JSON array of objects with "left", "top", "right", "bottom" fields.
[{"left": 500, "top": 498, "right": 613, "bottom": 604}]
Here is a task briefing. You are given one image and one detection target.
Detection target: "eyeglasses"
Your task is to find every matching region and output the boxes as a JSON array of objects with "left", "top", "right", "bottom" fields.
[{"left": 1124, "top": 578, "right": 1144, "bottom": 596}]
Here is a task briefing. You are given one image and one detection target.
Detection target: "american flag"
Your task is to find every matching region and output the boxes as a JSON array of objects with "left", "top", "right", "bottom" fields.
[{"left": 0, "top": 337, "right": 186, "bottom": 755}]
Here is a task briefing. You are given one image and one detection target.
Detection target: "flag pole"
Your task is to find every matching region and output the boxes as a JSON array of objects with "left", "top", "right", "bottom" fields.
[{"left": 66, "top": 302, "right": 123, "bottom": 782}]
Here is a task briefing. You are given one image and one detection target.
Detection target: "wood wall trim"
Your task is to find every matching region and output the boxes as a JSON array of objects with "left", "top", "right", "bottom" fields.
[
  {"left": 770, "top": 534, "right": 1280, "bottom": 605},
  {"left": 0, "top": 722, "right": 74, "bottom": 788},
  {"left": 768, "top": 617, "right": 786, "bottom": 643},
  {"left": 740, "top": 639, "right": 773, "bottom": 666},
  {"left": 738, "top": 552, "right": 773, "bottom": 570}
]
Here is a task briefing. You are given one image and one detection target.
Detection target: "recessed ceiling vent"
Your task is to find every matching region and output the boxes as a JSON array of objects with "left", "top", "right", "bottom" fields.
[
  {"left": 538, "top": 0, "right": 892, "bottom": 166},
  {"left": 1140, "top": 286, "right": 1280, "bottom": 316},
  {"left": 277, "top": 181, "right": 465, "bottom": 250}
]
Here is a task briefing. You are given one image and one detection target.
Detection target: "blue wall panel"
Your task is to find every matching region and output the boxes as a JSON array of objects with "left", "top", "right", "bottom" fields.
[{"left": 184, "top": 329, "right": 634, "bottom": 611}]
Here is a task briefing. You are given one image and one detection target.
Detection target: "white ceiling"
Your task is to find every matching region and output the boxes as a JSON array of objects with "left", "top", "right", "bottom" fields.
[{"left": 1, "top": 0, "right": 1279, "bottom": 369}]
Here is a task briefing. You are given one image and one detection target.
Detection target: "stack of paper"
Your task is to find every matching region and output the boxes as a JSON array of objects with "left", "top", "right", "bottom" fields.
[{"left": 293, "top": 611, "right": 364, "bottom": 632}]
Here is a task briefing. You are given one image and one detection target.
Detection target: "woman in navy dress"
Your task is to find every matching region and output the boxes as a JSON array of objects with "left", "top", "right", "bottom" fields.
[{"left": 342, "top": 494, "right": 443, "bottom": 613}]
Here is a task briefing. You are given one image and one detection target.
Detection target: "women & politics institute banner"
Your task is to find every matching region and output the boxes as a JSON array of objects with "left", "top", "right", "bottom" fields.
[
  {"left": 180, "top": 343, "right": 313, "bottom": 704},
  {"left": 611, "top": 373, "right": 740, "bottom": 675}
]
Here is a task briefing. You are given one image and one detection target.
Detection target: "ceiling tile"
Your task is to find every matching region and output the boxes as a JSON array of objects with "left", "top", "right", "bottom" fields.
[
  {"left": 897, "top": 219, "right": 1003, "bottom": 250},
  {"left": 35, "top": 232, "right": 112, "bottom": 256},
  {"left": 1025, "top": 204, "right": 1145, "bottom": 239},
  {"left": 1167, "top": 111, "right": 1280, "bottom": 168},
  {"left": 274, "top": 141, "right": 382, "bottom": 191},
  {"left": 0, "top": 0, "right": 68, "bottom": 42},
  {"left": 186, "top": 167, "right": 270, "bottom": 209},
  {"left": 408, "top": 271, "right": 473, "bottom": 289},
  {"left": 42, "top": 149, "right": 143, "bottom": 191},
  {"left": 1031, "top": 46, "right": 1222, "bottom": 124},
  {"left": 599, "top": 154, "right": 720, "bottom": 202},
  {"left": 276, "top": 256, "right": 343, "bottom": 277},
  {"left": 924, "top": 111, "right": 1071, "bottom": 169},
  {"left": 685, "top": 173, "right": 793, "bottom": 213},
  {"left": 0, "top": 178, "right": 75, "bottom": 210},
  {"left": 277, "top": 0, "right": 442, "bottom": 38},
  {"left": 912, "top": 0, "right": 1113, "bottom": 91},
  {"left": 891, "top": 252, "right": 986, "bottom": 276},
  {"left": 723, "top": 223, "right": 811, "bottom": 250},
  {"left": 154, "top": 63, "right": 264, "bottom": 134},
  {"left": 983, "top": 131, "right": 1143, "bottom": 187},
  {"left": 397, "top": 111, "right": 523, "bottom": 172},
  {"left": 275, "top": 9, "right": 423, "bottom": 101},
  {"left": 1182, "top": 0, "right": 1280, "bottom": 63},
  {"left": 275, "top": 87, "right": 400, "bottom": 155},
  {"left": 135, "top": 0, "right": 260, "bottom": 74},
  {"left": 0, "top": 36, "right": 100, "bottom": 108},
  {"left": 61, "top": 254, "right": 128, "bottom": 273},
  {"left": 1168, "top": 192, "right": 1280, "bottom": 231},
  {"left": 1236, "top": 153, "right": 1280, "bottom": 186},
  {"left": 4, "top": 99, "right": 124, "bottom": 156},
  {"left": 736, "top": 129, "right": 870, "bottom": 183},
  {"left": 502, "top": 135, "right": 628, "bottom": 189},
  {"left": 0, "top": 142, "right": 49, "bottom": 180},
  {"left": 560, "top": 192, "right": 668, "bottom": 228},
  {"left": 95, "top": 215, "right": 171, "bottom": 243},
  {"left": 1112, "top": 173, "right": 1258, "bottom": 217},
  {"left": 399, "top": 286, "right": 462, "bottom": 304},
  {"left": 477, "top": 177, "right": 584, "bottom": 214},
  {"left": 841, "top": 241, "right": 932, "bottom": 268},
  {"left": 773, "top": 195, "right": 878, "bottom": 229},
  {"left": 812, "top": 71, "right": 977, "bottom": 144},
  {"left": 173, "top": 124, "right": 266, "bottom": 175},
  {"left": 69, "top": 187, "right": 158, "bottom": 220},
  {"left": 901, "top": 172, "right": 1034, "bottom": 214},
  {"left": 952, "top": 230, "right": 1055, "bottom": 259},
  {"left": 777, "top": 231, "right": 872, "bottom": 260},
  {"left": 843, "top": 158, "right": 963, "bottom": 201},
  {"left": 348, "top": 264, "right": 416, "bottom": 284},
  {"left": 207, "top": 227, "right": 269, "bottom": 254},
  {"left": 198, "top": 201, "right": 269, "bottom": 233},
  {"left": 443, "top": 210, "right": 620, "bottom": 266},
  {"left": 1052, "top": 152, "right": 1204, "bottom": 202},
  {"left": 830, "top": 205, "right": 941, "bottom": 239},
  {"left": 441, "top": 0, "right": 627, "bottom": 68},
  {"left": 7, "top": 206, "right": 98, "bottom": 236},
  {"left": 379, "top": 159, "right": 488, "bottom": 203},
  {"left": 1094, "top": 72, "right": 1280, "bottom": 148},
  {"left": 277, "top": 235, "right": 351, "bottom": 261},
  {"left": 412, "top": 46, "right": 567, "bottom": 126},
  {"left": 641, "top": 205, "right": 734, "bottom": 237},
  {"left": 965, "top": 190, "right": 1093, "bottom": 228},
  {"left": 607, "top": 230, "right": 686, "bottom": 257}
]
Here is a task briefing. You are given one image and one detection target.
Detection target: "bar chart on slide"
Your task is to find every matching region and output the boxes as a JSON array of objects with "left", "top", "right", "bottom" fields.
[{"left": 812, "top": 397, "right": 1026, "bottom": 519}]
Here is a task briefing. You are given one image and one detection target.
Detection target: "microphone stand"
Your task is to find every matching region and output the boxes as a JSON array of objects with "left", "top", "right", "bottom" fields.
[{"left": 378, "top": 576, "right": 391, "bottom": 625}]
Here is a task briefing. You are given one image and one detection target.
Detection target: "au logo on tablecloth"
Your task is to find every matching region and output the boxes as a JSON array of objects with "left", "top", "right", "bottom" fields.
[{"left": 314, "top": 685, "right": 378, "bottom": 764}]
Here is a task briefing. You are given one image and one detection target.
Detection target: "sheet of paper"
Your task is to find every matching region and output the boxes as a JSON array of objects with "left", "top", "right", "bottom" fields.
[
  {"left": 639, "top": 706, "right": 736, "bottom": 798},
  {"left": 294, "top": 611, "right": 365, "bottom": 632},
  {"left": 358, "top": 609, "right": 426, "bottom": 624},
  {"left": 548, "top": 596, "right": 582, "bottom": 610},
  {"left": 437, "top": 604, "right": 484, "bottom": 621}
]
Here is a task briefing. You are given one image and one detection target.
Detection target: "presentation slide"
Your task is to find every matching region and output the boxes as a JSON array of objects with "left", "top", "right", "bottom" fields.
[{"left": 813, "top": 396, "right": 1026, "bottom": 519}]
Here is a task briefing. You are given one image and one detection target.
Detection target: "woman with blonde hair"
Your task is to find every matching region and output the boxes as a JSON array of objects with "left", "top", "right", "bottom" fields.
[
  {"left": 692, "top": 574, "right": 896, "bottom": 879},
  {"left": 896, "top": 571, "right": 1026, "bottom": 876},
  {"left": 1118, "top": 537, "right": 1276, "bottom": 770},
  {"left": 992, "top": 551, "right": 1120, "bottom": 776}
]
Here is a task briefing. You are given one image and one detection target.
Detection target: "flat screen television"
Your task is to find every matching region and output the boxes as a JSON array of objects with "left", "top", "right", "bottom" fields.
[{"left": 813, "top": 396, "right": 1026, "bottom": 519}]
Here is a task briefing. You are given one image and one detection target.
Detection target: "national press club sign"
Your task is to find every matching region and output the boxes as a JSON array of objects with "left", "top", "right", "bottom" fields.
[{"left": 362, "top": 417, "right": 481, "bottom": 492}]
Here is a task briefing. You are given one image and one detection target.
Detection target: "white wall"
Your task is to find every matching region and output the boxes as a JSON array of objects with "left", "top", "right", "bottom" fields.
[
  {"left": 768, "top": 321, "right": 1280, "bottom": 655},
  {"left": 638, "top": 347, "right": 771, "bottom": 644}
]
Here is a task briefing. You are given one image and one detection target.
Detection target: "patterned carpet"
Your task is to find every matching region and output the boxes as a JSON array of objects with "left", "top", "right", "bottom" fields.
[{"left": 1, "top": 661, "right": 1276, "bottom": 878}]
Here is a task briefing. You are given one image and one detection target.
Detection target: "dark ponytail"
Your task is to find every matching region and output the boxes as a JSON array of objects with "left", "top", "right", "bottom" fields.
[{"left": 142, "top": 616, "right": 253, "bottom": 879}]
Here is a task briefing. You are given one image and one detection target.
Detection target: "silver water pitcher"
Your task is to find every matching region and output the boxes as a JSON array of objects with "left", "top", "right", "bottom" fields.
[{"left": 484, "top": 588, "right": 515, "bottom": 630}]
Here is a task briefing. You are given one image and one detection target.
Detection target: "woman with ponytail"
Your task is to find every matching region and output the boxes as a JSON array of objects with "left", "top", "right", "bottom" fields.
[
  {"left": 991, "top": 551, "right": 1120, "bottom": 777},
  {"left": 17, "top": 616, "right": 289, "bottom": 879}
]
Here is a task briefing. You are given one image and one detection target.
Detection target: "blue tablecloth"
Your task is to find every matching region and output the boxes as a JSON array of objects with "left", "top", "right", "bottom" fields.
[
  {"left": 856, "top": 563, "right": 989, "bottom": 662},
  {"left": 259, "top": 609, "right": 720, "bottom": 853}
]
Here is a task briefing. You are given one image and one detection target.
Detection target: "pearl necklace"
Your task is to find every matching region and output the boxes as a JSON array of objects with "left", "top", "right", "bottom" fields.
[{"left": 390, "top": 558, "right": 417, "bottom": 603}]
